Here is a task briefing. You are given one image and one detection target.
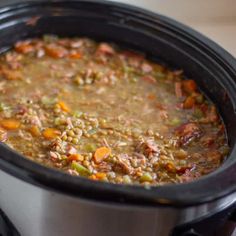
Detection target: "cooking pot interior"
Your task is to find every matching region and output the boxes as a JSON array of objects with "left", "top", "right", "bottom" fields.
[
  {"left": 1, "top": 1, "right": 235, "bottom": 156},
  {"left": 0, "top": 1, "right": 236, "bottom": 205}
]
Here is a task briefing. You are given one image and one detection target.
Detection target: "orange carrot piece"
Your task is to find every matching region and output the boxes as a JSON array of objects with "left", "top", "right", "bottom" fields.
[
  {"left": 69, "top": 51, "right": 82, "bottom": 59},
  {"left": 183, "top": 96, "right": 195, "bottom": 109},
  {"left": 15, "top": 42, "right": 34, "bottom": 54},
  {"left": 44, "top": 45, "right": 67, "bottom": 58},
  {"left": 96, "top": 172, "right": 106, "bottom": 179},
  {"left": 57, "top": 101, "right": 71, "bottom": 113},
  {"left": 89, "top": 172, "right": 107, "bottom": 180},
  {"left": 68, "top": 154, "right": 84, "bottom": 162},
  {"left": 182, "top": 80, "right": 197, "bottom": 94},
  {"left": 93, "top": 147, "right": 111, "bottom": 164},
  {"left": 0, "top": 119, "right": 20, "bottom": 130},
  {"left": 42, "top": 128, "right": 61, "bottom": 140},
  {"left": 29, "top": 125, "right": 41, "bottom": 137},
  {"left": 89, "top": 174, "right": 97, "bottom": 180}
]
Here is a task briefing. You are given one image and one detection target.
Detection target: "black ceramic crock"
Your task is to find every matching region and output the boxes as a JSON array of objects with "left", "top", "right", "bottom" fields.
[{"left": 0, "top": 1, "right": 236, "bottom": 236}]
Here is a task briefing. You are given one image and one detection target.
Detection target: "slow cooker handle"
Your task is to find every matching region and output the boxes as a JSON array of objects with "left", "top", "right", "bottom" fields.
[{"left": 172, "top": 202, "right": 236, "bottom": 236}]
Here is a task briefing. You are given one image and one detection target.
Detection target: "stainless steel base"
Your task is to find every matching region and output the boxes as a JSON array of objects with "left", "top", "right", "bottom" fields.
[{"left": 0, "top": 170, "right": 235, "bottom": 236}]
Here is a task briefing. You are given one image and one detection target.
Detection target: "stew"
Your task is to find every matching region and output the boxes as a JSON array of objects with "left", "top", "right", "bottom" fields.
[{"left": 0, "top": 36, "right": 229, "bottom": 185}]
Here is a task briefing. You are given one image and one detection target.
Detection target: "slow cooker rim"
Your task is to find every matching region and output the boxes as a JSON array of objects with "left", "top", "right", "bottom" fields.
[{"left": 0, "top": 0, "right": 236, "bottom": 207}]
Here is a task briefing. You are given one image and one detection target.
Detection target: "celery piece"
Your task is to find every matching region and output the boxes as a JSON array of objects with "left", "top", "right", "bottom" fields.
[{"left": 71, "top": 161, "right": 91, "bottom": 176}]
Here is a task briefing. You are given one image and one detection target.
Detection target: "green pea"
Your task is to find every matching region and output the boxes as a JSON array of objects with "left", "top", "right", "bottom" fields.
[
  {"left": 84, "top": 143, "right": 96, "bottom": 152},
  {"left": 72, "top": 138, "right": 79, "bottom": 144}
]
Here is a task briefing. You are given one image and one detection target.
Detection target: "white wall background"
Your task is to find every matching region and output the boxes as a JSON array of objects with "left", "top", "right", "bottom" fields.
[{"left": 110, "top": 0, "right": 236, "bottom": 57}]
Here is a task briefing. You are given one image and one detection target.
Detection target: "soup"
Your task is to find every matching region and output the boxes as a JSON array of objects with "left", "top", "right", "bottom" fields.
[{"left": 0, "top": 36, "right": 229, "bottom": 185}]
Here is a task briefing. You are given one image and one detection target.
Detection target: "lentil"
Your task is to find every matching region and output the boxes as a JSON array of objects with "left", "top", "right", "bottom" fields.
[{"left": 0, "top": 36, "right": 228, "bottom": 186}]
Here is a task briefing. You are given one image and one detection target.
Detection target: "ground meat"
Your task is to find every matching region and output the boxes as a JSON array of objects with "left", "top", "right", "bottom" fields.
[
  {"left": 136, "top": 139, "right": 160, "bottom": 159},
  {"left": 175, "top": 122, "right": 201, "bottom": 146},
  {"left": 96, "top": 43, "right": 115, "bottom": 55},
  {"left": 114, "top": 154, "right": 133, "bottom": 174},
  {"left": 180, "top": 169, "right": 201, "bottom": 183}
]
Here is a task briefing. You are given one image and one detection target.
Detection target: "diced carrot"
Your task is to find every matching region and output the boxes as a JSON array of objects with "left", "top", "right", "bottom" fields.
[
  {"left": 96, "top": 172, "right": 106, "bottom": 179},
  {"left": 183, "top": 96, "right": 195, "bottom": 109},
  {"left": 89, "top": 172, "right": 107, "bottom": 180},
  {"left": 93, "top": 146, "right": 111, "bottom": 164},
  {"left": 69, "top": 51, "right": 82, "bottom": 59},
  {"left": 175, "top": 82, "right": 183, "bottom": 97},
  {"left": 0, "top": 119, "right": 20, "bottom": 130},
  {"left": 56, "top": 101, "right": 71, "bottom": 113},
  {"left": 42, "top": 128, "right": 61, "bottom": 140},
  {"left": 29, "top": 125, "right": 41, "bottom": 137},
  {"left": 89, "top": 174, "right": 97, "bottom": 180},
  {"left": 147, "top": 93, "right": 156, "bottom": 100},
  {"left": 44, "top": 45, "right": 67, "bottom": 58},
  {"left": 182, "top": 80, "right": 197, "bottom": 93},
  {"left": 15, "top": 42, "right": 34, "bottom": 54},
  {"left": 68, "top": 154, "right": 84, "bottom": 162}
]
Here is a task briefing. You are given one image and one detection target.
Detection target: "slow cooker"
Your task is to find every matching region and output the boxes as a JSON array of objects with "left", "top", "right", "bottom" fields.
[{"left": 0, "top": 1, "right": 236, "bottom": 236}]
